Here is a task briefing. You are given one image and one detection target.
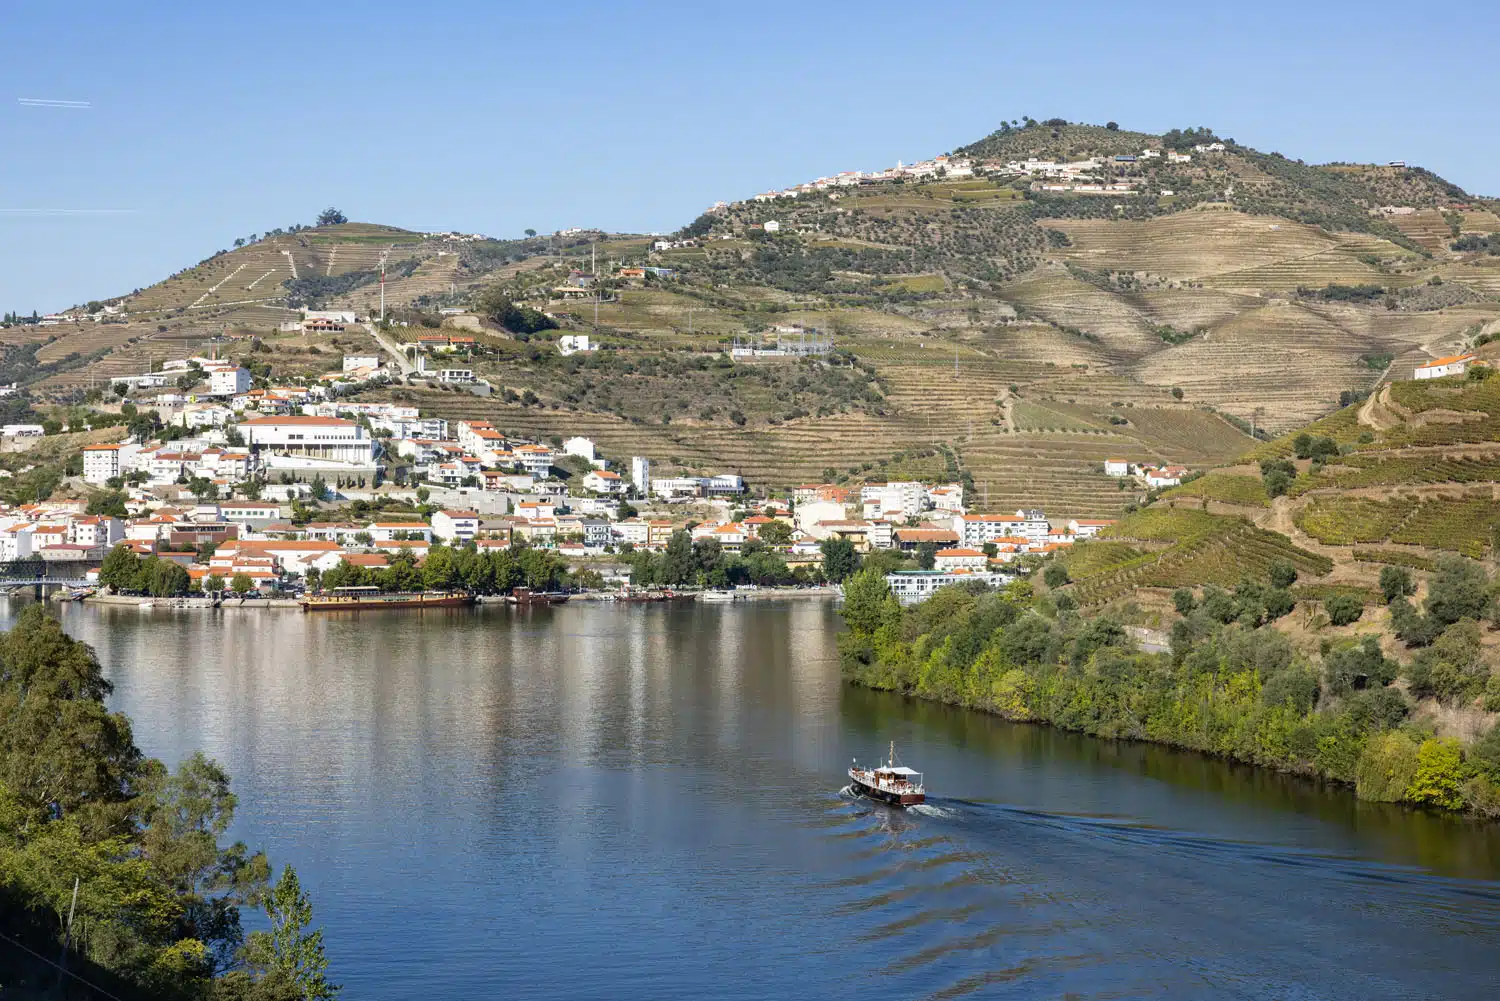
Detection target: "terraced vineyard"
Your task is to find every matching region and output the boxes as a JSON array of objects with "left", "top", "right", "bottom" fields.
[
  {"left": 1163, "top": 473, "right": 1269, "bottom": 507},
  {"left": 1295, "top": 497, "right": 1418, "bottom": 545},
  {"left": 1389, "top": 495, "right": 1500, "bottom": 558},
  {"left": 1071, "top": 508, "right": 1333, "bottom": 606}
]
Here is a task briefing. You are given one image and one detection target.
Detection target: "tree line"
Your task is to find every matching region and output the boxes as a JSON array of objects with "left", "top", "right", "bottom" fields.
[
  {"left": 838, "top": 557, "right": 1500, "bottom": 817},
  {"left": 0, "top": 606, "right": 338, "bottom": 999}
]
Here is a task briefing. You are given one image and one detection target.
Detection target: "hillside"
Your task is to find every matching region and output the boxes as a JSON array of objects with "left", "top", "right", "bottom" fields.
[{"left": 8, "top": 118, "right": 1500, "bottom": 518}]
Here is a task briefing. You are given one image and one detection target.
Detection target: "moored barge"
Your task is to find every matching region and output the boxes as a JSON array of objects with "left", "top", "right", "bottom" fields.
[{"left": 300, "top": 586, "right": 475, "bottom": 611}]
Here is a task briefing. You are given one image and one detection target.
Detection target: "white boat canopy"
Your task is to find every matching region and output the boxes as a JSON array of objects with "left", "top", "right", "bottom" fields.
[{"left": 875, "top": 766, "right": 921, "bottom": 777}]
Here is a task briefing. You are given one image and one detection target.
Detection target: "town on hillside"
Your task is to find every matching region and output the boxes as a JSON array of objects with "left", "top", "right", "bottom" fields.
[{"left": 0, "top": 346, "right": 1154, "bottom": 604}]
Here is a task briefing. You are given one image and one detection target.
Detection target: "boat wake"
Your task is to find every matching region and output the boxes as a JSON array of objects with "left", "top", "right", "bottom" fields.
[{"left": 906, "top": 801, "right": 956, "bottom": 819}]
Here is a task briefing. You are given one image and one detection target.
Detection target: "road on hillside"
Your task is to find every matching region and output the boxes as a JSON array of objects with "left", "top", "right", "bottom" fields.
[{"left": 365, "top": 322, "right": 416, "bottom": 375}]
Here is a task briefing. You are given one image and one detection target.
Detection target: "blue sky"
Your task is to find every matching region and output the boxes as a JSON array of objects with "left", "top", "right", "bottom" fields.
[{"left": 3, "top": 0, "right": 1497, "bottom": 312}]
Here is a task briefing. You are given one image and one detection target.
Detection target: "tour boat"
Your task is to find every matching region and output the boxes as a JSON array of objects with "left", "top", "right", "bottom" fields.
[
  {"left": 300, "top": 587, "right": 475, "bottom": 611},
  {"left": 510, "top": 587, "right": 570, "bottom": 605},
  {"left": 848, "top": 742, "right": 925, "bottom": 807}
]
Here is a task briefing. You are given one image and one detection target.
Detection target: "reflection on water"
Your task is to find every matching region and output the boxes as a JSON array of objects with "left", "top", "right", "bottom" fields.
[{"left": 13, "top": 599, "right": 1500, "bottom": 1000}]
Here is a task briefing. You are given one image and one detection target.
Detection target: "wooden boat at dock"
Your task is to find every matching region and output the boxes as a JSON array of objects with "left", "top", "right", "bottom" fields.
[
  {"left": 848, "top": 742, "right": 926, "bottom": 807},
  {"left": 300, "top": 586, "right": 475, "bottom": 611},
  {"left": 509, "top": 587, "right": 570, "bottom": 606}
]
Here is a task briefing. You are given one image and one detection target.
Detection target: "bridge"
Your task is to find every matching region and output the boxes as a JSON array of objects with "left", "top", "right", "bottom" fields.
[{"left": 0, "top": 558, "right": 96, "bottom": 593}]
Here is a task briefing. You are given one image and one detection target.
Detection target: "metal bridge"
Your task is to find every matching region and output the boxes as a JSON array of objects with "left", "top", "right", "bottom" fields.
[{"left": 0, "top": 558, "right": 94, "bottom": 591}]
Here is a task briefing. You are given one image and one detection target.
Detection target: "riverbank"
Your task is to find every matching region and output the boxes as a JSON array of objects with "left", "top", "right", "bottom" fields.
[{"left": 836, "top": 569, "right": 1500, "bottom": 820}]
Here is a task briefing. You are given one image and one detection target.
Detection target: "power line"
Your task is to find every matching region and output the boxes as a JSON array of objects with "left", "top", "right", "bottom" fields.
[{"left": 0, "top": 929, "right": 129, "bottom": 1001}]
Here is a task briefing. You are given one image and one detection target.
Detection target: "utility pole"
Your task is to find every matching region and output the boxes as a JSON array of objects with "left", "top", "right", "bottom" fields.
[{"left": 378, "top": 249, "right": 390, "bottom": 323}]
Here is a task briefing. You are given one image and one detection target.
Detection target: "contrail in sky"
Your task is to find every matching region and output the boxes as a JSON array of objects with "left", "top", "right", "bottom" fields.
[
  {"left": 0, "top": 209, "right": 137, "bottom": 216},
  {"left": 17, "top": 98, "right": 92, "bottom": 108}
]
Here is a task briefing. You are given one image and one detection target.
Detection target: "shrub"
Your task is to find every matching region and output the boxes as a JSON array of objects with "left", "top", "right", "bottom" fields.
[
  {"left": 1355, "top": 731, "right": 1419, "bottom": 802},
  {"left": 1325, "top": 594, "right": 1364, "bottom": 626},
  {"left": 1172, "top": 587, "right": 1196, "bottom": 614},
  {"left": 1405, "top": 738, "right": 1466, "bottom": 810},
  {"left": 1268, "top": 560, "right": 1298, "bottom": 588},
  {"left": 1042, "top": 562, "right": 1070, "bottom": 588}
]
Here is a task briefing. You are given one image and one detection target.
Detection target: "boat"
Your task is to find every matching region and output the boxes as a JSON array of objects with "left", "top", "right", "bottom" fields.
[
  {"left": 509, "top": 587, "right": 570, "bottom": 606},
  {"left": 613, "top": 589, "right": 698, "bottom": 603},
  {"left": 698, "top": 590, "right": 741, "bottom": 603},
  {"left": 848, "top": 742, "right": 926, "bottom": 807},
  {"left": 300, "top": 586, "right": 475, "bottom": 611}
]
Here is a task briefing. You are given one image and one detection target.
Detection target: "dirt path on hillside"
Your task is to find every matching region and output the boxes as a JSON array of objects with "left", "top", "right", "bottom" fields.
[{"left": 1358, "top": 383, "right": 1397, "bottom": 430}]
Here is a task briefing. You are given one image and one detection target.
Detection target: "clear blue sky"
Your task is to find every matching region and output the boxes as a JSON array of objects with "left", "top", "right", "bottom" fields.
[{"left": 3, "top": 0, "right": 1497, "bottom": 312}]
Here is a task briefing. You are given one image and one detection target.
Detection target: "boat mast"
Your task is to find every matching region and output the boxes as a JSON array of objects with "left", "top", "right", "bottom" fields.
[{"left": 889, "top": 740, "right": 895, "bottom": 768}]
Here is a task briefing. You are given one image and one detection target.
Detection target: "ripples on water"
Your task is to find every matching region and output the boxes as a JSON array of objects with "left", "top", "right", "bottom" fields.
[{"left": 16, "top": 601, "right": 1500, "bottom": 1000}]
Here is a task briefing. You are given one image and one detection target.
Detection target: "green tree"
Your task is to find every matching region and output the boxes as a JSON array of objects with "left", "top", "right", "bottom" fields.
[
  {"left": 1424, "top": 555, "right": 1490, "bottom": 625},
  {"left": 820, "top": 537, "right": 860, "bottom": 584},
  {"left": 1379, "top": 565, "right": 1414, "bottom": 604},
  {"left": 1172, "top": 588, "right": 1196, "bottom": 614},
  {"left": 231, "top": 573, "right": 254, "bottom": 596},
  {"left": 1268, "top": 560, "right": 1298, "bottom": 589},
  {"left": 86, "top": 489, "right": 129, "bottom": 518},
  {"left": 422, "top": 545, "right": 459, "bottom": 591},
  {"left": 204, "top": 574, "right": 225, "bottom": 594},
  {"left": 1406, "top": 738, "right": 1466, "bottom": 810},
  {"left": 840, "top": 568, "right": 896, "bottom": 635},
  {"left": 1042, "top": 562, "right": 1070, "bottom": 589},
  {"left": 1324, "top": 593, "right": 1363, "bottom": 626},
  {"left": 0, "top": 606, "right": 141, "bottom": 835},
  {"left": 244, "top": 865, "right": 339, "bottom": 999},
  {"left": 661, "top": 530, "right": 697, "bottom": 586},
  {"left": 99, "top": 543, "right": 142, "bottom": 592},
  {"left": 1355, "top": 731, "right": 1419, "bottom": 802},
  {"left": 315, "top": 207, "right": 347, "bottom": 227},
  {"left": 758, "top": 520, "right": 793, "bottom": 546}
]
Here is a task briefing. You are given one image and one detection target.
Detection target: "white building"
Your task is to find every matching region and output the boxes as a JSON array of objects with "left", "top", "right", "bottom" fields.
[
  {"left": 220, "top": 502, "right": 284, "bottom": 527},
  {"left": 431, "top": 510, "right": 480, "bottom": 544},
  {"left": 239, "top": 416, "right": 376, "bottom": 466},
  {"left": 881, "top": 569, "right": 1013, "bottom": 604},
  {"left": 1067, "top": 519, "right": 1116, "bottom": 539},
  {"left": 0, "top": 524, "right": 34, "bottom": 561},
  {"left": 583, "top": 469, "right": 625, "bottom": 494},
  {"left": 1414, "top": 353, "right": 1475, "bottom": 380},
  {"left": 512, "top": 445, "right": 555, "bottom": 477},
  {"left": 343, "top": 355, "right": 382, "bottom": 372},
  {"left": 81, "top": 443, "right": 140, "bottom": 485},
  {"left": 933, "top": 548, "right": 987, "bottom": 571},
  {"left": 208, "top": 366, "right": 252, "bottom": 396},
  {"left": 69, "top": 516, "right": 123, "bottom": 548},
  {"left": 558, "top": 334, "right": 596, "bottom": 356},
  {"left": 563, "top": 437, "right": 597, "bottom": 463},
  {"left": 630, "top": 456, "right": 651, "bottom": 494},
  {"left": 860, "top": 481, "right": 928, "bottom": 520},
  {"left": 651, "top": 476, "right": 706, "bottom": 502},
  {"left": 367, "top": 521, "right": 433, "bottom": 543},
  {"left": 707, "top": 474, "right": 745, "bottom": 496},
  {"left": 960, "top": 510, "right": 1049, "bottom": 547},
  {"left": 1143, "top": 466, "right": 1187, "bottom": 489},
  {"left": 1104, "top": 459, "right": 1131, "bottom": 478}
]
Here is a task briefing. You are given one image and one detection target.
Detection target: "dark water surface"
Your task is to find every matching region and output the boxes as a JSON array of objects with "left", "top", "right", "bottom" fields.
[{"left": 18, "top": 600, "right": 1500, "bottom": 999}]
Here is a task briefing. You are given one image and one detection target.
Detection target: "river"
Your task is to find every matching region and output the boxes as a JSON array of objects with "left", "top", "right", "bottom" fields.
[{"left": 14, "top": 600, "right": 1500, "bottom": 999}]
